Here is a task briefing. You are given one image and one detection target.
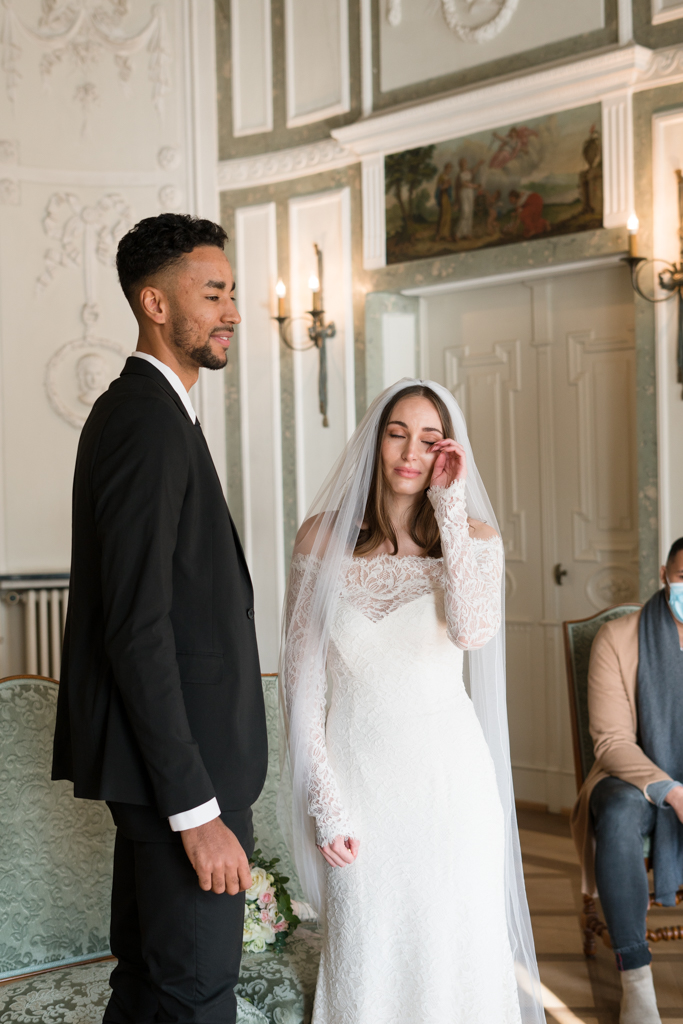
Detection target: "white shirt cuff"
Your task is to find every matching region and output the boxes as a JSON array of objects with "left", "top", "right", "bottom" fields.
[{"left": 168, "top": 797, "right": 220, "bottom": 832}]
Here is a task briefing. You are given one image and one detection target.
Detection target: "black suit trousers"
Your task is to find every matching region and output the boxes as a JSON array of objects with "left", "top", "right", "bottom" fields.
[{"left": 103, "top": 806, "right": 253, "bottom": 1024}]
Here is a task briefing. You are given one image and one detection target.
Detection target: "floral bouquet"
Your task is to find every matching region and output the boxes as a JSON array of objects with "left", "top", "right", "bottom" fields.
[{"left": 243, "top": 846, "right": 301, "bottom": 954}]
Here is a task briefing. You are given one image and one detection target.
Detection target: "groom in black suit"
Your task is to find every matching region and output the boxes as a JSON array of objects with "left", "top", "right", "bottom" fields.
[{"left": 52, "top": 213, "right": 268, "bottom": 1023}]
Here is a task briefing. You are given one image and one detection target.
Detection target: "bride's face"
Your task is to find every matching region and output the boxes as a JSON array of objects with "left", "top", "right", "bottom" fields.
[{"left": 381, "top": 396, "right": 443, "bottom": 496}]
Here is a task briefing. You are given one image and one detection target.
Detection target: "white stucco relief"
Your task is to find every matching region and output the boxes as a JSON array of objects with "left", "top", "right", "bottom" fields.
[
  {"left": 37, "top": 190, "right": 133, "bottom": 428},
  {"left": 0, "top": 1, "right": 171, "bottom": 121},
  {"left": 386, "top": 0, "right": 519, "bottom": 43}
]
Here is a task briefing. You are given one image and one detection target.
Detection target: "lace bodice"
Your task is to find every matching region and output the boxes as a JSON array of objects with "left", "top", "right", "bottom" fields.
[{"left": 284, "top": 478, "right": 503, "bottom": 846}]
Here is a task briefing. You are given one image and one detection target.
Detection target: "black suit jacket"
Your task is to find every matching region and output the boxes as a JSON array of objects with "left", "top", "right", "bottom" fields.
[{"left": 52, "top": 357, "right": 268, "bottom": 819}]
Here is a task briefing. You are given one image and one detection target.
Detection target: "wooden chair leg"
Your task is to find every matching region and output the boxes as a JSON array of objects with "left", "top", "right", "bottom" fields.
[{"left": 581, "top": 894, "right": 612, "bottom": 957}]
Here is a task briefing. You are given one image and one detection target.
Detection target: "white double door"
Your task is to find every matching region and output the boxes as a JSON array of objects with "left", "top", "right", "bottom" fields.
[{"left": 423, "top": 263, "right": 637, "bottom": 811}]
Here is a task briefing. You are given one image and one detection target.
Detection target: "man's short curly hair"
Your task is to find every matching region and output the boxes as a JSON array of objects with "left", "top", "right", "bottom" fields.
[
  {"left": 116, "top": 213, "right": 228, "bottom": 301},
  {"left": 667, "top": 537, "right": 683, "bottom": 566}
]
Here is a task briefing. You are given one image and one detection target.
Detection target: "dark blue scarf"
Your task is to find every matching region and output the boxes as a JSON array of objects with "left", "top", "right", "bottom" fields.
[{"left": 637, "top": 589, "right": 683, "bottom": 905}]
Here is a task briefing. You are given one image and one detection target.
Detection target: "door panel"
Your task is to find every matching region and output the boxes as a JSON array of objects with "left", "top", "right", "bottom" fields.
[{"left": 425, "top": 265, "right": 636, "bottom": 811}]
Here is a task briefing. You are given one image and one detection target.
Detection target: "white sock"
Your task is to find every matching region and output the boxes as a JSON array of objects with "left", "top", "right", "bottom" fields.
[{"left": 620, "top": 964, "right": 661, "bottom": 1024}]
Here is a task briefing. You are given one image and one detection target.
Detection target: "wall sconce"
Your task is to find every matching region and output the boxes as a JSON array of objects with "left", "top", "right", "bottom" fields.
[
  {"left": 623, "top": 170, "right": 683, "bottom": 395},
  {"left": 273, "top": 244, "right": 336, "bottom": 428}
]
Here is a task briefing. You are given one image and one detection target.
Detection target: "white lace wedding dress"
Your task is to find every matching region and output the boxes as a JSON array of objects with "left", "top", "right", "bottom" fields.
[{"left": 286, "top": 479, "right": 522, "bottom": 1024}]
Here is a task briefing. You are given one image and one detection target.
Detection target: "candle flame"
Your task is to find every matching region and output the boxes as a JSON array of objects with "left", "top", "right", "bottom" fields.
[
  {"left": 308, "top": 274, "right": 320, "bottom": 292},
  {"left": 627, "top": 213, "right": 639, "bottom": 234},
  {"left": 275, "top": 279, "right": 286, "bottom": 298}
]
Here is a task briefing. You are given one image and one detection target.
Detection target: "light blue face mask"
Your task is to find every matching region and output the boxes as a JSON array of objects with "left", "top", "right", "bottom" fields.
[{"left": 667, "top": 577, "right": 683, "bottom": 623}]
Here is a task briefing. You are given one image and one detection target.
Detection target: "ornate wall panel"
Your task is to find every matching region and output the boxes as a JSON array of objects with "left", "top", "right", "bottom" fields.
[
  {"left": 234, "top": 203, "right": 285, "bottom": 672},
  {"left": 567, "top": 330, "right": 637, "bottom": 562},
  {"left": 284, "top": 0, "right": 350, "bottom": 127},
  {"left": 288, "top": 188, "right": 355, "bottom": 518},
  {"left": 0, "top": 1, "right": 222, "bottom": 629},
  {"left": 231, "top": 0, "right": 273, "bottom": 136},
  {"left": 445, "top": 340, "right": 526, "bottom": 561}
]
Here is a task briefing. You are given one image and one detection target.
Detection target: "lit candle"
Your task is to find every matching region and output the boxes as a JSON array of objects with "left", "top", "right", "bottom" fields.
[
  {"left": 627, "top": 213, "right": 639, "bottom": 258},
  {"left": 308, "top": 273, "right": 321, "bottom": 312},
  {"left": 275, "top": 278, "right": 286, "bottom": 318}
]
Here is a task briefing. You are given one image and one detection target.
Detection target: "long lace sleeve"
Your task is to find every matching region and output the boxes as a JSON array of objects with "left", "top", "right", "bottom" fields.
[
  {"left": 428, "top": 479, "right": 503, "bottom": 650},
  {"left": 285, "top": 554, "right": 358, "bottom": 847}
]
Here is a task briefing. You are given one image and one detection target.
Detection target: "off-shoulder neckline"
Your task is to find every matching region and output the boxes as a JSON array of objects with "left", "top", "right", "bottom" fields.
[{"left": 291, "top": 535, "right": 500, "bottom": 565}]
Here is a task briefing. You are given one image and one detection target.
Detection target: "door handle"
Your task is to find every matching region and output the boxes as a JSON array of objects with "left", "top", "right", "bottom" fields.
[{"left": 554, "top": 563, "right": 568, "bottom": 586}]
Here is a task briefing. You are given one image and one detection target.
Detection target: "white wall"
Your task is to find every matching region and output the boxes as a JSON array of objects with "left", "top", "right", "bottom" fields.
[{"left": 0, "top": 1, "right": 222, "bottom": 581}]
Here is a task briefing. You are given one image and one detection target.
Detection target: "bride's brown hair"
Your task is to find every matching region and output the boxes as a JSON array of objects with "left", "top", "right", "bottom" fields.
[{"left": 354, "top": 384, "right": 455, "bottom": 559}]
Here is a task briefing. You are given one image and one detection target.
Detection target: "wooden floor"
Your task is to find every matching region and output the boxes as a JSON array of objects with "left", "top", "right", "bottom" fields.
[{"left": 520, "top": 808, "right": 683, "bottom": 1023}]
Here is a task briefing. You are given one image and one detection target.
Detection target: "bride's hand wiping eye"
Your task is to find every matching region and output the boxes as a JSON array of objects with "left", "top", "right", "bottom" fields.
[{"left": 429, "top": 439, "right": 467, "bottom": 489}]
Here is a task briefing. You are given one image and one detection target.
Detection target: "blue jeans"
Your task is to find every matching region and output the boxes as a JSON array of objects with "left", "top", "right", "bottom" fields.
[{"left": 590, "top": 776, "right": 656, "bottom": 970}]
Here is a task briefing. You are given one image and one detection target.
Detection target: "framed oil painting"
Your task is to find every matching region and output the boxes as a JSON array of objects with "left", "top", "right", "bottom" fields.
[{"left": 385, "top": 102, "right": 603, "bottom": 265}]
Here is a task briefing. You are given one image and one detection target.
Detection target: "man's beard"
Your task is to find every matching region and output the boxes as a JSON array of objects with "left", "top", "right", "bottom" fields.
[{"left": 169, "top": 312, "right": 227, "bottom": 371}]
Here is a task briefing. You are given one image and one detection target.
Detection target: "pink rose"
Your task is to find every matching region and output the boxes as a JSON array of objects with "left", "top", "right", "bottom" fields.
[{"left": 259, "top": 892, "right": 274, "bottom": 906}]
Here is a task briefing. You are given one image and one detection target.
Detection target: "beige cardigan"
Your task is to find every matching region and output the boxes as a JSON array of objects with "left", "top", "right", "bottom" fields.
[{"left": 570, "top": 609, "right": 672, "bottom": 895}]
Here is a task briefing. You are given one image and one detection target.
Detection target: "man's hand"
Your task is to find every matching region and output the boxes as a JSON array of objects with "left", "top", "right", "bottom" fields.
[
  {"left": 665, "top": 785, "right": 683, "bottom": 824},
  {"left": 316, "top": 835, "right": 360, "bottom": 868},
  {"left": 181, "top": 817, "right": 252, "bottom": 895}
]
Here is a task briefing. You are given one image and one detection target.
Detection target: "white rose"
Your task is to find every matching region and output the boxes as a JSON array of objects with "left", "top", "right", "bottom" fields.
[{"left": 246, "top": 866, "right": 271, "bottom": 901}]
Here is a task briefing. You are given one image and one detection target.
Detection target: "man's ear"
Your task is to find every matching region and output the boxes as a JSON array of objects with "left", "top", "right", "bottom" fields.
[
  {"left": 138, "top": 285, "right": 168, "bottom": 325},
  {"left": 661, "top": 564, "right": 668, "bottom": 587}
]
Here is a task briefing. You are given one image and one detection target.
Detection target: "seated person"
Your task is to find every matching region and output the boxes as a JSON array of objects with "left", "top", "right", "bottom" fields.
[{"left": 571, "top": 538, "right": 683, "bottom": 1024}]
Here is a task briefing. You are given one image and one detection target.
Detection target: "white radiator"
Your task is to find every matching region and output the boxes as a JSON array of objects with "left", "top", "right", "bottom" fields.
[{"left": 1, "top": 577, "right": 69, "bottom": 680}]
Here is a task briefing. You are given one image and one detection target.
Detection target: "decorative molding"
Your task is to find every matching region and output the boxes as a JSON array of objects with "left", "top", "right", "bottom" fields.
[
  {"left": 284, "top": 0, "right": 350, "bottom": 128},
  {"left": 45, "top": 336, "right": 128, "bottom": 429},
  {"left": 36, "top": 192, "right": 132, "bottom": 304},
  {"left": 602, "top": 90, "right": 634, "bottom": 228},
  {"left": 361, "top": 154, "right": 386, "bottom": 269},
  {"left": 360, "top": 0, "right": 373, "bottom": 117},
  {"left": 386, "top": 0, "right": 519, "bottom": 44},
  {"left": 157, "top": 146, "right": 181, "bottom": 171},
  {"left": 234, "top": 201, "right": 285, "bottom": 669},
  {"left": 0, "top": 179, "right": 20, "bottom": 205},
  {"left": 444, "top": 339, "right": 526, "bottom": 561},
  {"left": 0, "top": 140, "right": 18, "bottom": 163},
  {"left": 586, "top": 565, "right": 638, "bottom": 609},
  {"left": 158, "top": 184, "right": 183, "bottom": 210},
  {"left": 618, "top": 0, "right": 634, "bottom": 43},
  {"left": 333, "top": 44, "right": 683, "bottom": 160},
  {"left": 567, "top": 330, "right": 637, "bottom": 562},
  {"left": 651, "top": 0, "right": 683, "bottom": 25},
  {"left": 652, "top": 108, "right": 683, "bottom": 562},
  {"left": 231, "top": 0, "right": 273, "bottom": 137},
  {"left": 217, "top": 138, "right": 356, "bottom": 191},
  {"left": 0, "top": 1, "right": 171, "bottom": 122},
  {"left": 289, "top": 187, "right": 355, "bottom": 520},
  {"left": 401, "top": 255, "right": 625, "bottom": 297}
]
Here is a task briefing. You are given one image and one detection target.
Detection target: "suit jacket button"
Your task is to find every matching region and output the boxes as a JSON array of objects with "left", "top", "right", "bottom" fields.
[{"left": 247, "top": 608, "right": 254, "bottom": 619}]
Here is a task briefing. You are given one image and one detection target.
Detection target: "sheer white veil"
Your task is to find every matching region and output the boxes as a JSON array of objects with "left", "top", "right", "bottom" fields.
[{"left": 278, "top": 378, "right": 544, "bottom": 1023}]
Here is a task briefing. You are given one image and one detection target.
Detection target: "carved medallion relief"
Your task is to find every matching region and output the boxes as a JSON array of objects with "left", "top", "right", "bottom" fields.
[{"left": 46, "top": 338, "right": 128, "bottom": 429}]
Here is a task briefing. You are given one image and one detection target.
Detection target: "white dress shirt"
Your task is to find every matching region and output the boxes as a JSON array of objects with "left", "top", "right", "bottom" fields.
[
  {"left": 129, "top": 351, "right": 220, "bottom": 833},
  {"left": 130, "top": 351, "right": 197, "bottom": 424}
]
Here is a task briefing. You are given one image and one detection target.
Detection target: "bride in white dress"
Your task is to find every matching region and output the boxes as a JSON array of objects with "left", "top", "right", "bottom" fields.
[{"left": 279, "top": 381, "right": 543, "bottom": 1024}]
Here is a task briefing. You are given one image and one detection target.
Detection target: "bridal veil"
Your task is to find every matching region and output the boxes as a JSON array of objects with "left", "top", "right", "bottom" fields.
[{"left": 277, "top": 378, "right": 544, "bottom": 1023}]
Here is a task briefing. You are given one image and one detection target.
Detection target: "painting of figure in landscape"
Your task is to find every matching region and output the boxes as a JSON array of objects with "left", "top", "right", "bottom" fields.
[{"left": 385, "top": 103, "right": 603, "bottom": 264}]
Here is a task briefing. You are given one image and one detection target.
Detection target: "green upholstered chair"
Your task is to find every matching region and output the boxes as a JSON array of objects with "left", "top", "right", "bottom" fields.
[
  {"left": 563, "top": 606, "right": 683, "bottom": 956},
  {"left": 0, "top": 674, "right": 321, "bottom": 1024},
  {"left": 563, "top": 603, "right": 641, "bottom": 791}
]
